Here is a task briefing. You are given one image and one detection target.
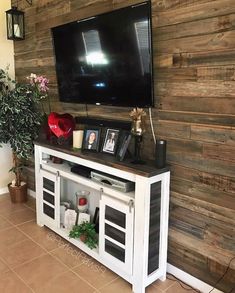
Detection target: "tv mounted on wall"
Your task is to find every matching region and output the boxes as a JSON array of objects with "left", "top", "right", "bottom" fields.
[{"left": 51, "top": 1, "right": 153, "bottom": 108}]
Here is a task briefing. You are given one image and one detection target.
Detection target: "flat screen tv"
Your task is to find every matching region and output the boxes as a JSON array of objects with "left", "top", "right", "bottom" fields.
[{"left": 51, "top": 1, "right": 153, "bottom": 107}]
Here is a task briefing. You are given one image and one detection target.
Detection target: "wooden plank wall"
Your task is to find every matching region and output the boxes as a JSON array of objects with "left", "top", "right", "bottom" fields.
[{"left": 13, "top": 0, "right": 235, "bottom": 291}]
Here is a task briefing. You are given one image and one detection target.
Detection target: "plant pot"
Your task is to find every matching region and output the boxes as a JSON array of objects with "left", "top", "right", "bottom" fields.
[
  {"left": 8, "top": 182, "right": 28, "bottom": 203},
  {"left": 80, "top": 234, "right": 87, "bottom": 243}
]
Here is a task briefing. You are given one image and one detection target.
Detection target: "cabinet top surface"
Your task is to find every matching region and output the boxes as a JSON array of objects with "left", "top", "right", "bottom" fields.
[{"left": 35, "top": 139, "right": 170, "bottom": 178}]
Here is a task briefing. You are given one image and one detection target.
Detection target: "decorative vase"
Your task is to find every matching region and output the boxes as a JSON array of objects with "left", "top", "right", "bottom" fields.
[{"left": 8, "top": 182, "right": 28, "bottom": 203}]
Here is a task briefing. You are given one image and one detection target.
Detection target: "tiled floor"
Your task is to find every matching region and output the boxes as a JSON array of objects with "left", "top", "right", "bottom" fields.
[{"left": 0, "top": 193, "right": 199, "bottom": 293}]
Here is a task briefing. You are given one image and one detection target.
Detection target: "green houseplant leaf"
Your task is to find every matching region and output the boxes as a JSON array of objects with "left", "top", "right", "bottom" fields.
[
  {"left": 0, "top": 69, "right": 49, "bottom": 186},
  {"left": 69, "top": 221, "right": 98, "bottom": 249}
]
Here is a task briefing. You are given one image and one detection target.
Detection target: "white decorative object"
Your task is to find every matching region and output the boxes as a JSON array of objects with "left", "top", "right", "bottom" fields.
[
  {"left": 73, "top": 130, "right": 84, "bottom": 149},
  {"left": 78, "top": 213, "right": 91, "bottom": 225},
  {"left": 60, "top": 205, "right": 66, "bottom": 227},
  {"left": 64, "top": 209, "right": 77, "bottom": 230}
]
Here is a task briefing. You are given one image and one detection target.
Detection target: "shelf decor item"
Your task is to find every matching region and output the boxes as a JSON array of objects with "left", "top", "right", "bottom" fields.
[
  {"left": 0, "top": 69, "right": 48, "bottom": 203},
  {"left": 48, "top": 112, "right": 75, "bottom": 144},
  {"left": 102, "top": 128, "right": 120, "bottom": 155},
  {"left": 129, "top": 108, "right": 146, "bottom": 164},
  {"left": 82, "top": 127, "right": 101, "bottom": 152},
  {"left": 73, "top": 130, "right": 84, "bottom": 149},
  {"left": 76, "top": 190, "right": 90, "bottom": 212},
  {"left": 69, "top": 221, "right": 98, "bottom": 249}
]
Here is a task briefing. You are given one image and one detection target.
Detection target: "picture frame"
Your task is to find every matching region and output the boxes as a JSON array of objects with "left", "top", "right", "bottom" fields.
[
  {"left": 102, "top": 128, "right": 120, "bottom": 155},
  {"left": 82, "top": 127, "right": 101, "bottom": 152},
  {"left": 93, "top": 207, "right": 99, "bottom": 233},
  {"left": 116, "top": 131, "right": 132, "bottom": 161}
]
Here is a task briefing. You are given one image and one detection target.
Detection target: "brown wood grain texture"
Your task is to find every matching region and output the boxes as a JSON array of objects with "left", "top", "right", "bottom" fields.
[{"left": 13, "top": 0, "right": 235, "bottom": 290}]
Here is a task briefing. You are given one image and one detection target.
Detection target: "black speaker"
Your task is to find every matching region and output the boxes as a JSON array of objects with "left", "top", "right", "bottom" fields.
[{"left": 155, "top": 140, "right": 167, "bottom": 168}]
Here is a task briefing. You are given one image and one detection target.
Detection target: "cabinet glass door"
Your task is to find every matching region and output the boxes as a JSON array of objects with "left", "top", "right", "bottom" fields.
[
  {"left": 40, "top": 169, "right": 60, "bottom": 229},
  {"left": 99, "top": 194, "right": 134, "bottom": 275}
]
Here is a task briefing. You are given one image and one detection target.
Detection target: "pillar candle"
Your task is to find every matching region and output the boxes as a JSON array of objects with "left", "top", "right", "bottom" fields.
[
  {"left": 73, "top": 130, "right": 84, "bottom": 149},
  {"left": 14, "top": 24, "right": 20, "bottom": 37}
]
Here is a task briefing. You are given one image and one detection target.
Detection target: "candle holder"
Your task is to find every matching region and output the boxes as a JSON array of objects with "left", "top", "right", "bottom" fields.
[
  {"left": 132, "top": 134, "right": 145, "bottom": 164},
  {"left": 75, "top": 190, "right": 90, "bottom": 213}
]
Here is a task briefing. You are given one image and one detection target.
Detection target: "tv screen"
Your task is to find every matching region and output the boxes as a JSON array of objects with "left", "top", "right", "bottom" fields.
[{"left": 51, "top": 1, "right": 153, "bottom": 107}]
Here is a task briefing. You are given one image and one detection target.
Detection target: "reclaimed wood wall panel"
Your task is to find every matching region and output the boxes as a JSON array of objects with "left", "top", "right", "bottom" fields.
[{"left": 13, "top": 0, "right": 235, "bottom": 291}]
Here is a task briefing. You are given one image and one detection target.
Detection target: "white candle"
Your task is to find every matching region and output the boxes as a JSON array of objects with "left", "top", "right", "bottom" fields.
[
  {"left": 73, "top": 130, "right": 84, "bottom": 149},
  {"left": 14, "top": 24, "right": 20, "bottom": 37}
]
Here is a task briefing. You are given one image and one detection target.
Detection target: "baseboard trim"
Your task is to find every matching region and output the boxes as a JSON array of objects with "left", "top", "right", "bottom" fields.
[
  {"left": 167, "top": 263, "right": 223, "bottom": 293},
  {"left": 0, "top": 187, "right": 36, "bottom": 198},
  {"left": 0, "top": 187, "right": 8, "bottom": 195},
  {"left": 28, "top": 189, "right": 36, "bottom": 198}
]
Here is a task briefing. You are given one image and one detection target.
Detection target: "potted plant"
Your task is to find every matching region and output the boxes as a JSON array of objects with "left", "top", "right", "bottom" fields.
[
  {"left": 69, "top": 221, "right": 98, "bottom": 249},
  {"left": 0, "top": 69, "right": 49, "bottom": 203}
]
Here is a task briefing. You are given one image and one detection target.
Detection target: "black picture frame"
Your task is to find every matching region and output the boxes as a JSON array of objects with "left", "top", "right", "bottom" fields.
[
  {"left": 116, "top": 131, "right": 132, "bottom": 161},
  {"left": 82, "top": 127, "right": 101, "bottom": 152},
  {"left": 101, "top": 128, "right": 120, "bottom": 155},
  {"left": 93, "top": 207, "right": 99, "bottom": 233}
]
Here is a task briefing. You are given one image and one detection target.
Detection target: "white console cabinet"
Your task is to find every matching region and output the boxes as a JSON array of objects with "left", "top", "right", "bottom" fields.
[{"left": 35, "top": 141, "right": 170, "bottom": 293}]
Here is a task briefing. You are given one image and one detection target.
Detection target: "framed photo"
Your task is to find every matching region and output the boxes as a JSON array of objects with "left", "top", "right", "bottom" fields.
[
  {"left": 102, "top": 128, "right": 120, "bottom": 155},
  {"left": 82, "top": 127, "right": 101, "bottom": 152},
  {"left": 116, "top": 131, "right": 132, "bottom": 161}
]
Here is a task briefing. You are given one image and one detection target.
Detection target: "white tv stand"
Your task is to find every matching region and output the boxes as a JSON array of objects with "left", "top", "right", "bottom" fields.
[{"left": 34, "top": 141, "right": 170, "bottom": 293}]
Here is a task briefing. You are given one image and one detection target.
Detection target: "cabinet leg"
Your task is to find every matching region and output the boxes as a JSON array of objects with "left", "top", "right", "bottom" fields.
[
  {"left": 132, "top": 282, "right": 145, "bottom": 293},
  {"left": 159, "top": 273, "right": 166, "bottom": 282},
  {"left": 37, "top": 222, "right": 44, "bottom": 227}
]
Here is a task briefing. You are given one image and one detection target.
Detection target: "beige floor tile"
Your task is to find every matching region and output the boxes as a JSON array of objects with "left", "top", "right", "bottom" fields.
[
  {"left": 165, "top": 282, "right": 197, "bottom": 293},
  {"left": 14, "top": 254, "right": 68, "bottom": 291},
  {"left": 153, "top": 277, "right": 176, "bottom": 291},
  {"left": 0, "top": 258, "right": 10, "bottom": 275},
  {"left": 0, "top": 193, "right": 11, "bottom": 202},
  {"left": 0, "top": 270, "right": 32, "bottom": 293},
  {"left": 146, "top": 284, "right": 164, "bottom": 292},
  {"left": 0, "top": 215, "right": 14, "bottom": 231},
  {"left": 4, "top": 208, "right": 36, "bottom": 225},
  {"left": 35, "top": 270, "right": 95, "bottom": 293},
  {"left": 32, "top": 229, "right": 67, "bottom": 251},
  {"left": 99, "top": 277, "right": 132, "bottom": 293},
  {"left": 0, "top": 200, "right": 26, "bottom": 217},
  {"left": 23, "top": 196, "right": 36, "bottom": 211},
  {"left": 51, "top": 243, "right": 86, "bottom": 268},
  {"left": 0, "top": 239, "right": 46, "bottom": 268},
  {"left": 17, "top": 220, "right": 47, "bottom": 237},
  {"left": 0, "top": 227, "right": 27, "bottom": 249},
  {"left": 73, "top": 258, "right": 118, "bottom": 289},
  {"left": 18, "top": 221, "right": 67, "bottom": 251}
]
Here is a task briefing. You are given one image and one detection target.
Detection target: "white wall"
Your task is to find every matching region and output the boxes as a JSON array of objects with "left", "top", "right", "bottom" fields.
[{"left": 0, "top": 0, "right": 15, "bottom": 191}]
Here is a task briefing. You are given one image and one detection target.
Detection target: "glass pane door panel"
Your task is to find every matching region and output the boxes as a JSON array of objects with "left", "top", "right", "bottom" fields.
[
  {"left": 43, "top": 177, "right": 55, "bottom": 192},
  {"left": 43, "top": 203, "right": 55, "bottom": 219},
  {"left": 105, "top": 224, "right": 125, "bottom": 245},
  {"left": 105, "top": 206, "right": 126, "bottom": 228},
  {"left": 148, "top": 181, "right": 161, "bottom": 275},
  {"left": 105, "top": 239, "right": 125, "bottom": 262},
  {"left": 43, "top": 191, "right": 55, "bottom": 205}
]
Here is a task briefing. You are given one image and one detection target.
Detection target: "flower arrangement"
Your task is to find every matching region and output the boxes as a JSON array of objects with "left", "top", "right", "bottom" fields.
[
  {"left": 129, "top": 107, "right": 146, "bottom": 136},
  {"left": 0, "top": 68, "right": 50, "bottom": 189}
]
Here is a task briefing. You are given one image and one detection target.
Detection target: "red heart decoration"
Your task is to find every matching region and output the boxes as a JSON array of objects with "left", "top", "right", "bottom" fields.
[{"left": 48, "top": 112, "right": 75, "bottom": 139}]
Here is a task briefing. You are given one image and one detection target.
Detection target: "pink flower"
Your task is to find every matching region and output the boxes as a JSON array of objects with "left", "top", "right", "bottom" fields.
[{"left": 26, "top": 73, "right": 49, "bottom": 92}]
